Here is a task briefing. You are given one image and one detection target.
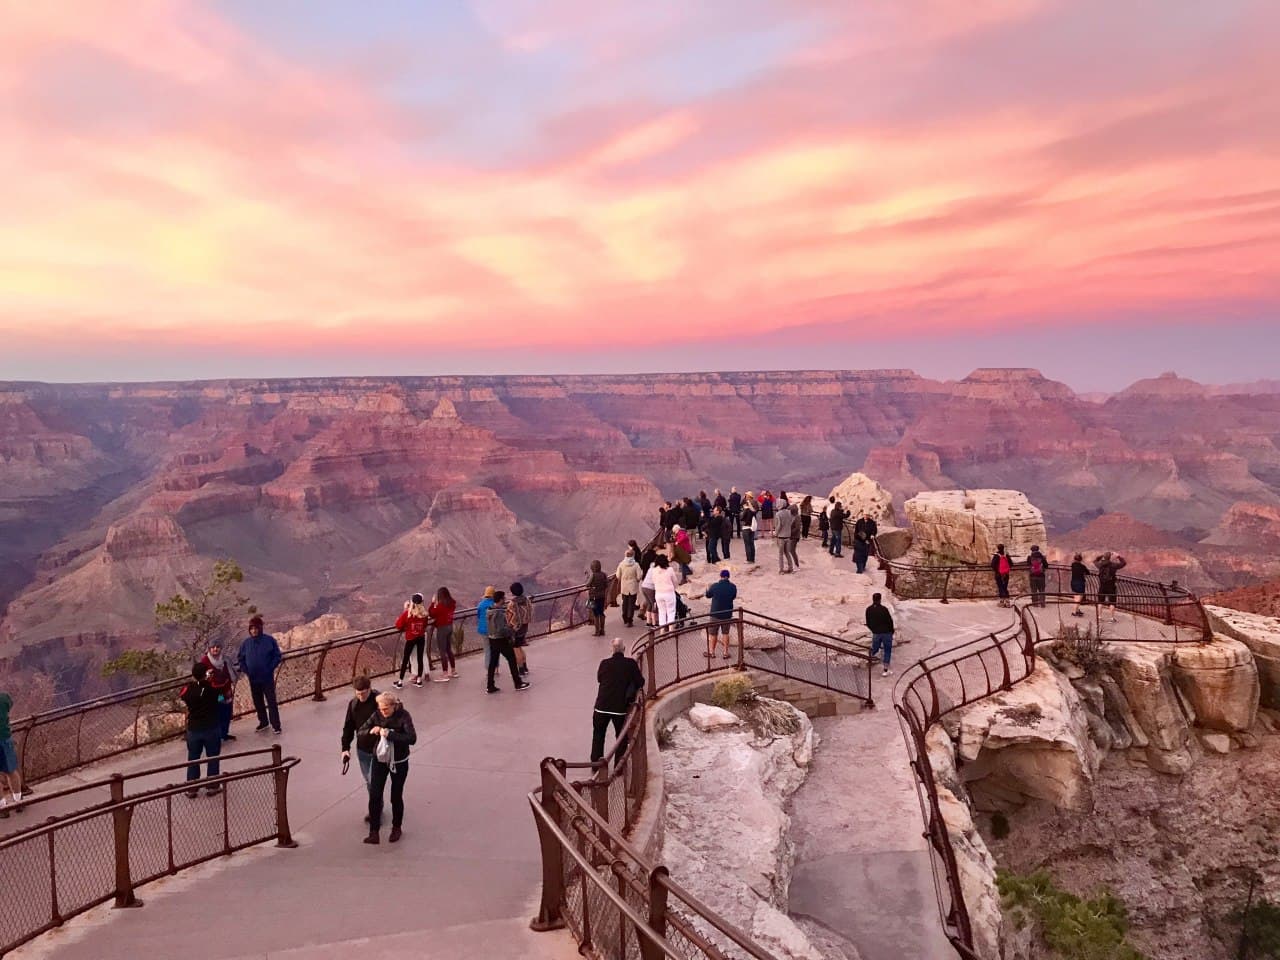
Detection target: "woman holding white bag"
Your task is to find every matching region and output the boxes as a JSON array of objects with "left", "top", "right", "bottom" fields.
[{"left": 359, "top": 691, "right": 417, "bottom": 844}]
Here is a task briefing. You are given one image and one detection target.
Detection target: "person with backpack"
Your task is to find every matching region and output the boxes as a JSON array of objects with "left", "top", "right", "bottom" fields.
[
  {"left": 865, "top": 593, "right": 896, "bottom": 678},
  {"left": 180, "top": 662, "right": 224, "bottom": 797},
  {"left": 507, "top": 581, "right": 533, "bottom": 676},
  {"left": 394, "top": 593, "right": 430, "bottom": 688},
  {"left": 485, "top": 590, "right": 529, "bottom": 693},
  {"left": 428, "top": 587, "right": 457, "bottom": 680},
  {"left": 359, "top": 692, "right": 416, "bottom": 844},
  {"left": 1027, "top": 546, "right": 1048, "bottom": 608},
  {"left": 587, "top": 560, "right": 610, "bottom": 636},
  {"left": 340, "top": 675, "right": 382, "bottom": 822},
  {"left": 1069, "top": 553, "right": 1089, "bottom": 617},
  {"left": 991, "top": 545, "right": 1013, "bottom": 606},
  {"left": 1094, "top": 552, "right": 1127, "bottom": 622},
  {"left": 740, "top": 495, "right": 758, "bottom": 564},
  {"left": 615, "top": 551, "right": 642, "bottom": 628},
  {"left": 236, "top": 615, "right": 282, "bottom": 734}
]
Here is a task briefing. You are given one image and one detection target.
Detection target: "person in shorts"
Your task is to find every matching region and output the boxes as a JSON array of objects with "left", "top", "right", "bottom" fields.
[
  {"left": 507, "top": 581, "right": 534, "bottom": 677},
  {"left": 0, "top": 690, "right": 23, "bottom": 815},
  {"left": 703, "top": 569, "right": 738, "bottom": 660}
]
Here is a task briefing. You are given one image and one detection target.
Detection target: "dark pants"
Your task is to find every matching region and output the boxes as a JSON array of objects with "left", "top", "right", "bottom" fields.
[
  {"left": 731, "top": 511, "right": 741, "bottom": 536},
  {"left": 821, "top": 528, "right": 829, "bottom": 547},
  {"left": 434, "top": 624, "right": 455, "bottom": 671},
  {"left": 399, "top": 636, "right": 426, "bottom": 680},
  {"left": 720, "top": 533, "right": 730, "bottom": 560},
  {"left": 487, "top": 638, "right": 522, "bottom": 689},
  {"left": 801, "top": 515, "right": 811, "bottom": 538},
  {"left": 186, "top": 726, "right": 221, "bottom": 782},
  {"left": 368, "top": 759, "right": 409, "bottom": 829},
  {"left": 591, "top": 711, "right": 628, "bottom": 763},
  {"left": 1030, "top": 575, "right": 1046, "bottom": 607},
  {"left": 854, "top": 552, "right": 869, "bottom": 574},
  {"left": 217, "top": 701, "right": 234, "bottom": 739},
  {"left": 994, "top": 573, "right": 1010, "bottom": 599},
  {"left": 249, "top": 680, "right": 281, "bottom": 731},
  {"left": 706, "top": 537, "right": 719, "bottom": 563},
  {"left": 743, "top": 530, "right": 756, "bottom": 563},
  {"left": 829, "top": 530, "right": 843, "bottom": 555},
  {"left": 621, "top": 593, "right": 637, "bottom": 625}
]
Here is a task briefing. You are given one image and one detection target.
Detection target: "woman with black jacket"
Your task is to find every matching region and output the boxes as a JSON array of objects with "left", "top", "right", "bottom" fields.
[{"left": 359, "top": 692, "right": 417, "bottom": 844}]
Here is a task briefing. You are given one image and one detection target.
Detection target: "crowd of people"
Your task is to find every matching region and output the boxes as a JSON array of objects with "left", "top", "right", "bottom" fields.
[{"left": 990, "top": 545, "right": 1128, "bottom": 618}]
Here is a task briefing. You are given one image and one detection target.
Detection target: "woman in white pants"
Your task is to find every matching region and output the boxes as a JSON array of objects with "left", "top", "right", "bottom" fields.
[{"left": 649, "top": 554, "right": 679, "bottom": 629}]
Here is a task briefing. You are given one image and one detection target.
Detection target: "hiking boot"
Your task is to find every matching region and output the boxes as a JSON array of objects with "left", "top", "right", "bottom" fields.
[
  {"left": 363, "top": 832, "right": 380, "bottom": 845},
  {"left": 389, "top": 826, "right": 402, "bottom": 843}
]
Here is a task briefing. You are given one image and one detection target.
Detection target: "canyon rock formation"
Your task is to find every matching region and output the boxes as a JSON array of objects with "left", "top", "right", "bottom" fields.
[{"left": 904, "top": 489, "right": 1047, "bottom": 564}]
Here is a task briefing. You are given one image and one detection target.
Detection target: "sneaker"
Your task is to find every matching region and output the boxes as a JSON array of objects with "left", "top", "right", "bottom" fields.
[
  {"left": 185, "top": 789, "right": 200, "bottom": 799},
  {"left": 254, "top": 723, "right": 270, "bottom": 733},
  {"left": 413, "top": 676, "right": 424, "bottom": 687},
  {"left": 389, "top": 826, "right": 402, "bottom": 843},
  {"left": 486, "top": 687, "right": 500, "bottom": 694},
  {"left": 519, "top": 665, "right": 528, "bottom": 676},
  {"left": 515, "top": 682, "right": 531, "bottom": 691},
  {"left": 272, "top": 728, "right": 282, "bottom": 736},
  {"left": 433, "top": 674, "right": 450, "bottom": 682},
  {"left": 205, "top": 785, "right": 222, "bottom": 796},
  {"left": 392, "top": 680, "right": 404, "bottom": 689},
  {"left": 882, "top": 668, "right": 892, "bottom": 676}
]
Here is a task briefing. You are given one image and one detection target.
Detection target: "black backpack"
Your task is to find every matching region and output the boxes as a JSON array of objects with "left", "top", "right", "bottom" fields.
[
  {"left": 486, "top": 603, "right": 511, "bottom": 640},
  {"left": 674, "top": 594, "right": 690, "bottom": 620}
]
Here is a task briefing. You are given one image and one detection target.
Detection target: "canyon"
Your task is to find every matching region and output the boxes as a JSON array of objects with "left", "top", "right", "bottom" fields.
[{"left": 3, "top": 368, "right": 1279, "bottom": 707}]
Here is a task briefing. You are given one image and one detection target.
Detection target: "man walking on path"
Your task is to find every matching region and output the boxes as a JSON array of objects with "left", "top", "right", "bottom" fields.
[
  {"left": 0, "top": 689, "right": 24, "bottom": 816},
  {"left": 704, "top": 570, "right": 738, "bottom": 659},
  {"left": 866, "top": 593, "right": 895, "bottom": 677},
  {"left": 775, "top": 503, "right": 795, "bottom": 573},
  {"left": 591, "top": 638, "right": 645, "bottom": 763},
  {"left": 180, "top": 662, "right": 223, "bottom": 796},
  {"left": 237, "top": 615, "right": 282, "bottom": 734},
  {"left": 991, "top": 545, "right": 1012, "bottom": 606},
  {"left": 340, "top": 675, "right": 382, "bottom": 823},
  {"left": 486, "top": 591, "right": 530, "bottom": 693}
]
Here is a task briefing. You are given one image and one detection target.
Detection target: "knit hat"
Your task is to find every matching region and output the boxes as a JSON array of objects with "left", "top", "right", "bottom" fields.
[
  {"left": 510, "top": 582, "right": 524, "bottom": 597},
  {"left": 248, "top": 614, "right": 264, "bottom": 629},
  {"left": 484, "top": 586, "right": 496, "bottom": 598},
  {"left": 720, "top": 569, "right": 730, "bottom": 578}
]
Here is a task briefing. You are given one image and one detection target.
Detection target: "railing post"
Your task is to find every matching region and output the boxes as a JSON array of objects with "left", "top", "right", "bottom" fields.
[
  {"left": 110, "top": 774, "right": 142, "bottom": 909},
  {"left": 644, "top": 641, "right": 657, "bottom": 700},
  {"left": 271, "top": 744, "right": 298, "bottom": 848},
  {"left": 640, "top": 865, "right": 670, "bottom": 960},
  {"left": 1159, "top": 583, "right": 1173, "bottom": 625},
  {"left": 312, "top": 639, "right": 333, "bottom": 701},
  {"left": 735, "top": 611, "right": 745, "bottom": 671},
  {"left": 530, "top": 760, "right": 568, "bottom": 932},
  {"left": 941, "top": 570, "right": 951, "bottom": 604}
]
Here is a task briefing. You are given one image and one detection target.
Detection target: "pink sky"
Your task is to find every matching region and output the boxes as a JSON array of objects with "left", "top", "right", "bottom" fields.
[{"left": 1, "top": 1, "right": 1278, "bottom": 384}]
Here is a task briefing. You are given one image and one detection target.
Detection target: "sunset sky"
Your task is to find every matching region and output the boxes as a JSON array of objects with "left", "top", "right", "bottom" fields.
[{"left": 2, "top": 1, "right": 1278, "bottom": 389}]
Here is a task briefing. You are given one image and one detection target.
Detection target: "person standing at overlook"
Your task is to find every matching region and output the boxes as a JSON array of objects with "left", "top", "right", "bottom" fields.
[
  {"left": 587, "top": 560, "right": 610, "bottom": 636},
  {"left": 200, "top": 640, "right": 238, "bottom": 742},
  {"left": 990, "top": 545, "right": 1012, "bottom": 606},
  {"left": 828, "top": 501, "right": 846, "bottom": 557},
  {"left": 485, "top": 590, "right": 529, "bottom": 693},
  {"left": 704, "top": 569, "right": 738, "bottom": 660},
  {"left": 713, "top": 488, "right": 727, "bottom": 513},
  {"left": 775, "top": 502, "right": 795, "bottom": 573},
  {"left": 865, "top": 593, "right": 896, "bottom": 677},
  {"left": 0, "top": 689, "right": 24, "bottom": 816},
  {"left": 672, "top": 525, "right": 694, "bottom": 579},
  {"left": 649, "top": 554, "right": 680, "bottom": 630},
  {"left": 728, "top": 487, "right": 742, "bottom": 538},
  {"left": 394, "top": 593, "right": 430, "bottom": 688},
  {"left": 237, "top": 615, "right": 282, "bottom": 734},
  {"left": 799, "top": 495, "right": 813, "bottom": 539},
  {"left": 428, "top": 587, "right": 457, "bottom": 680},
  {"left": 819, "top": 506, "right": 830, "bottom": 548},
  {"left": 680, "top": 498, "right": 700, "bottom": 539},
  {"left": 759, "top": 490, "right": 775, "bottom": 537},
  {"left": 359, "top": 691, "right": 416, "bottom": 845},
  {"left": 1027, "top": 545, "right": 1048, "bottom": 608},
  {"left": 740, "top": 495, "right": 758, "bottom": 565},
  {"left": 476, "top": 586, "right": 495, "bottom": 684},
  {"left": 508, "top": 581, "right": 533, "bottom": 676},
  {"left": 705, "top": 507, "right": 725, "bottom": 564},
  {"left": 852, "top": 530, "right": 871, "bottom": 574},
  {"left": 591, "top": 638, "right": 645, "bottom": 763},
  {"left": 1094, "top": 552, "right": 1127, "bottom": 622},
  {"left": 787, "top": 507, "right": 802, "bottom": 569},
  {"left": 615, "top": 550, "right": 642, "bottom": 628},
  {"left": 1069, "top": 554, "right": 1089, "bottom": 617},
  {"left": 180, "top": 662, "right": 223, "bottom": 797}
]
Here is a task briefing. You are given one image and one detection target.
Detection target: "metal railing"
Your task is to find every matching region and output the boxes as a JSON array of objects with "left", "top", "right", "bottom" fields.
[
  {"left": 12, "top": 573, "right": 636, "bottom": 786},
  {"left": 0, "top": 746, "right": 299, "bottom": 956},
  {"left": 528, "top": 608, "right": 874, "bottom": 960},
  {"left": 888, "top": 563, "right": 1212, "bottom": 957}
]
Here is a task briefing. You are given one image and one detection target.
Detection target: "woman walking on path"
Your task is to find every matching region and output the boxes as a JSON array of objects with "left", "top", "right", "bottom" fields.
[
  {"left": 360, "top": 692, "right": 417, "bottom": 844},
  {"left": 649, "top": 554, "right": 680, "bottom": 630},
  {"left": 200, "top": 641, "right": 238, "bottom": 741},
  {"left": 1070, "top": 554, "right": 1089, "bottom": 617},
  {"left": 394, "top": 593, "right": 430, "bottom": 688},
  {"left": 587, "top": 560, "right": 610, "bottom": 636},
  {"left": 428, "top": 587, "right": 457, "bottom": 679}
]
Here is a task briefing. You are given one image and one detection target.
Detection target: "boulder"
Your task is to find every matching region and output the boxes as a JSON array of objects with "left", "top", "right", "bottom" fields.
[
  {"left": 689, "top": 703, "right": 744, "bottom": 731},
  {"left": 1205, "top": 605, "right": 1280, "bottom": 709},
  {"left": 826, "top": 472, "right": 896, "bottom": 524},
  {"left": 873, "top": 526, "right": 912, "bottom": 559},
  {"left": 903, "top": 489, "right": 1047, "bottom": 565},
  {"left": 952, "top": 665, "right": 1098, "bottom": 812},
  {"left": 1170, "top": 638, "right": 1258, "bottom": 732},
  {"left": 1107, "top": 643, "right": 1189, "bottom": 754},
  {"left": 1199, "top": 732, "right": 1231, "bottom": 754}
]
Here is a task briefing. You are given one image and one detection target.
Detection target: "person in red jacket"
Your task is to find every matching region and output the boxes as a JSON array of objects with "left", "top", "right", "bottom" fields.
[
  {"left": 394, "top": 594, "right": 430, "bottom": 688},
  {"left": 427, "top": 587, "right": 457, "bottom": 681}
]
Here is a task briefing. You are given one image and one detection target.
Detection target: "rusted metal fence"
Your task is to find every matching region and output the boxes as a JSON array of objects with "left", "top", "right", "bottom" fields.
[
  {"left": 528, "top": 608, "right": 873, "bottom": 960},
  {"left": 12, "top": 576, "right": 621, "bottom": 786},
  {"left": 0, "top": 746, "right": 299, "bottom": 956}
]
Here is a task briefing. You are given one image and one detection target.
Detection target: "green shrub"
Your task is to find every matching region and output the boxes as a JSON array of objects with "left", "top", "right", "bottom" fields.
[
  {"left": 1050, "top": 624, "right": 1115, "bottom": 677},
  {"left": 996, "top": 869, "right": 1145, "bottom": 960},
  {"left": 1237, "top": 897, "right": 1280, "bottom": 958},
  {"left": 711, "top": 674, "right": 754, "bottom": 709}
]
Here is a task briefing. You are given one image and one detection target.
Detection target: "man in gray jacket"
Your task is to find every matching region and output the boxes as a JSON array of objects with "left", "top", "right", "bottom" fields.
[{"left": 775, "top": 504, "right": 795, "bottom": 573}]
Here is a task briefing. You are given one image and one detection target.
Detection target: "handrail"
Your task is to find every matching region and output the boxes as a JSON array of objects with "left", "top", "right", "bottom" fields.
[
  {"left": 13, "top": 532, "right": 664, "bottom": 786},
  {"left": 0, "top": 746, "right": 300, "bottom": 956}
]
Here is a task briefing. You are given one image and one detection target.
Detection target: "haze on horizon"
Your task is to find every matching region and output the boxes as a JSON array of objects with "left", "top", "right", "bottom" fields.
[{"left": 2, "top": 1, "right": 1278, "bottom": 390}]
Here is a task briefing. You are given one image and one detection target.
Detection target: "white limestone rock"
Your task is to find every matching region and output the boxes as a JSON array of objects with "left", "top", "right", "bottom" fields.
[
  {"left": 904, "top": 489, "right": 1047, "bottom": 565},
  {"left": 689, "top": 703, "right": 744, "bottom": 731},
  {"left": 826, "top": 472, "right": 896, "bottom": 524},
  {"left": 1206, "top": 605, "right": 1280, "bottom": 709}
]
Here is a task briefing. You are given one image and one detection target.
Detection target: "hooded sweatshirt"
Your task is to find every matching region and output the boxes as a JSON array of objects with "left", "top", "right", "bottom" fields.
[{"left": 237, "top": 631, "right": 282, "bottom": 685}]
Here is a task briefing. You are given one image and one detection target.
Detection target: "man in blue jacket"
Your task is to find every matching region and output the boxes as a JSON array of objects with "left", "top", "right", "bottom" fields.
[
  {"left": 237, "top": 615, "right": 283, "bottom": 734},
  {"left": 703, "top": 569, "right": 738, "bottom": 659}
]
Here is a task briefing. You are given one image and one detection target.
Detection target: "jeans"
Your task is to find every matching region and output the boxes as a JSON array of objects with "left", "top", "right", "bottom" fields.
[
  {"left": 1030, "top": 576, "right": 1047, "bottom": 607},
  {"left": 870, "top": 632, "right": 894, "bottom": 668},
  {"left": 249, "top": 680, "right": 281, "bottom": 731},
  {"left": 356, "top": 747, "right": 374, "bottom": 786},
  {"left": 368, "top": 759, "right": 409, "bottom": 829},
  {"left": 830, "top": 530, "right": 843, "bottom": 555},
  {"left": 217, "top": 701, "right": 234, "bottom": 739},
  {"left": 591, "top": 711, "right": 628, "bottom": 763},
  {"left": 434, "top": 624, "right": 455, "bottom": 672},
  {"left": 186, "top": 726, "right": 222, "bottom": 782},
  {"left": 706, "top": 537, "right": 719, "bottom": 563},
  {"left": 680, "top": 563, "right": 693, "bottom": 578},
  {"left": 720, "top": 534, "right": 731, "bottom": 560},
  {"left": 994, "top": 573, "right": 1010, "bottom": 599},
  {"left": 621, "top": 593, "right": 638, "bottom": 625},
  {"left": 777, "top": 538, "right": 792, "bottom": 572},
  {"left": 399, "top": 636, "right": 426, "bottom": 680},
  {"left": 487, "top": 637, "right": 522, "bottom": 689},
  {"left": 743, "top": 530, "right": 756, "bottom": 563}
]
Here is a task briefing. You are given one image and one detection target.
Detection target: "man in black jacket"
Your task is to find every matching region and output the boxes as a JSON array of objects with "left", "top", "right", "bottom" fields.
[
  {"left": 340, "top": 675, "right": 382, "bottom": 821},
  {"left": 728, "top": 487, "right": 742, "bottom": 537},
  {"left": 180, "top": 662, "right": 223, "bottom": 797},
  {"left": 865, "top": 593, "right": 896, "bottom": 678},
  {"left": 591, "top": 639, "right": 646, "bottom": 762}
]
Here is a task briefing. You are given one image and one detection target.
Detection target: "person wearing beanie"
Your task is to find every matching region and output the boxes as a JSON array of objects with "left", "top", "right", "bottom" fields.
[
  {"left": 703, "top": 569, "right": 738, "bottom": 659},
  {"left": 394, "top": 593, "right": 431, "bottom": 688},
  {"left": 236, "top": 615, "right": 283, "bottom": 734},
  {"left": 507, "top": 581, "right": 533, "bottom": 676},
  {"left": 180, "top": 661, "right": 224, "bottom": 796},
  {"left": 200, "top": 640, "right": 239, "bottom": 741}
]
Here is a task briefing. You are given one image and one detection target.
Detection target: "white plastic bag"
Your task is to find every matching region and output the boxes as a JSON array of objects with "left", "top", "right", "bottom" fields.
[{"left": 375, "top": 731, "right": 395, "bottom": 769}]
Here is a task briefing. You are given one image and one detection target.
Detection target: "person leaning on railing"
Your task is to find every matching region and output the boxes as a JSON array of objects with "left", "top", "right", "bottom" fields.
[{"left": 0, "top": 688, "right": 24, "bottom": 816}]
